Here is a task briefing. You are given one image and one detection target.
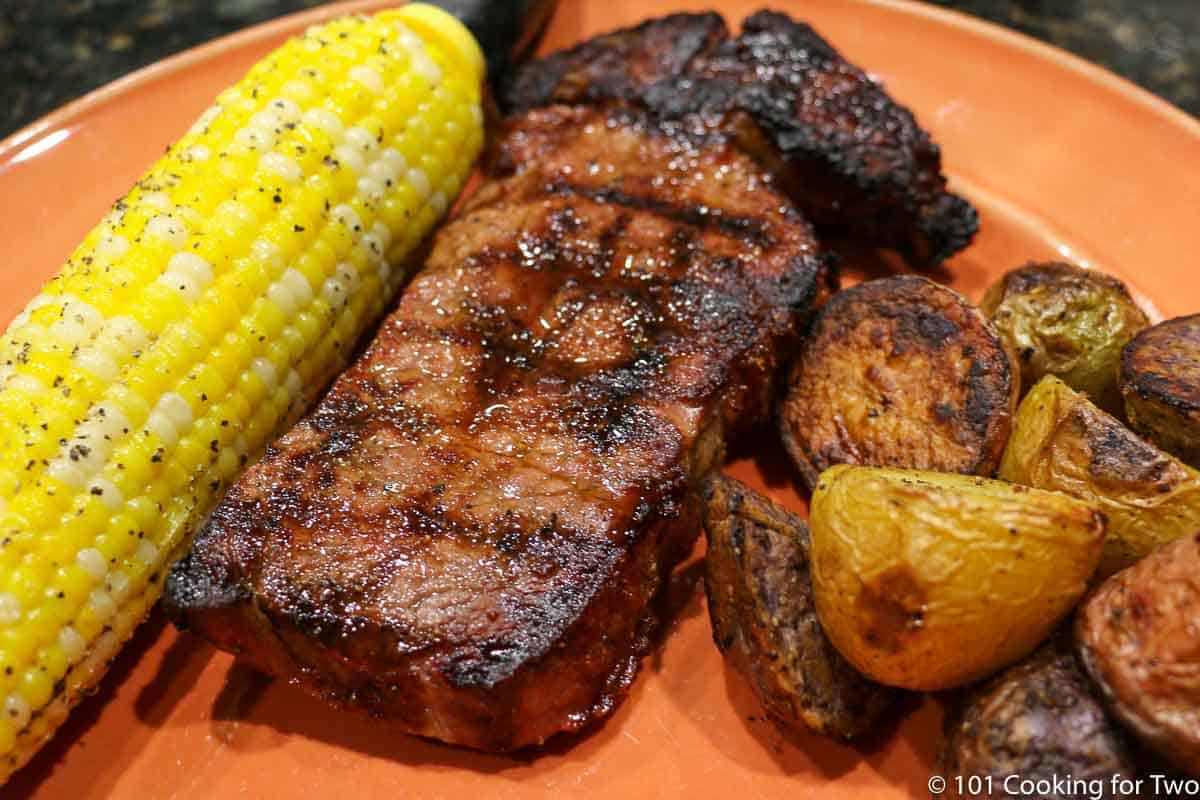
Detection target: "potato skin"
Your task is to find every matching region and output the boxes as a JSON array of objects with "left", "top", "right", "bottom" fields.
[
  {"left": 809, "top": 465, "right": 1105, "bottom": 690},
  {"left": 1000, "top": 375, "right": 1200, "bottom": 576},
  {"left": 1077, "top": 532, "right": 1200, "bottom": 776},
  {"left": 701, "top": 473, "right": 898, "bottom": 739},
  {"left": 1121, "top": 314, "right": 1200, "bottom": 467},
  {"left": 939, "top": 634, "right": 1140, "bottom": 800},
  {"left": 780, "top": 276, "right": 1018, "bottom": 491},
  {"left": 981, "top": 261, "right": 1148, "bottom": 414}
]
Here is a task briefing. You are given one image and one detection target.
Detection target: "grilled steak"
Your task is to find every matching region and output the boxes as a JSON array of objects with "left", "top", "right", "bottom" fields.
[
  {"left": 506, "top": 11, "right": 978, "bottom": 267},
  {"left": 164, "top": 102, "right": 834, "bottom": 750},
  {"left": 702, "top": 473, "right": 899, "bottom": 740}
]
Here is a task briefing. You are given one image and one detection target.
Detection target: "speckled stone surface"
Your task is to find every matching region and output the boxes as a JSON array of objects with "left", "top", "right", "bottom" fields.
[{"left": 0, "top": 0, "right": 1196, "bottom": 138}]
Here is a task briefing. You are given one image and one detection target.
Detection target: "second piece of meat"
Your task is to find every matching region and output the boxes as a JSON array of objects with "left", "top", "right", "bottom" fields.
[{"left": 505, "top": 10, "right": 979, "bottom": 268}]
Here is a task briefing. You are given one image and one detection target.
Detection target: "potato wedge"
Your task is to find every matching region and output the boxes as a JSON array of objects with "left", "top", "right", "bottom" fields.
[
  {"left": 779, "top": 276, "right": 1018, "bottom": 491},
  {"left": 1121, "top": 314, "right": 1200, "bottom": 467},
  {"left": 939, "top": 634, "right": 1140, "bottom": 799},
  {"left": 701, "top": 473, "right": 899, "bottom": 740},
  {"left": 981, "top": 261, "right": 1148, "bottom": 414},
  {"left": 1077, "top": 532, "right": 1200, "bottom": 776},
  {"left": 1000, "top": 375, "right": 1200, "bottom": 576},
  {"left": 809, "top": 465, "right": 1104, "bottom": 691}
]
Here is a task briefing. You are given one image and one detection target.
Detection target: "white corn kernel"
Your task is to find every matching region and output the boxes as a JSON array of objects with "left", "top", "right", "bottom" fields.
[
  {"left": 74, "top": 349, "right": 119, "bottom": 382},
  {"left": 0, "top": 593, "right": 21, "bottom": 626},
  {"left": 4, "top": 694, "right": 31, "bottom": 730},
  {"left": 234, "top": 126, "right": 276, "bottom": 152},
  {"left": 87, "top": 478, "right": 123, "bottom": 511},
  {"left": 87, "top": 589, "right": 116, "bottom": 624},
  {"left": 407, "top": 167, "right": 430, "bottom": 198},
  {"left": 344, "top": 126, "right": 379, "bottom": 158},
  {"left": 145, "top": 215, "right": 188, "bottom": 248},
  {"left": 302, "top": 107, "right": 344, "bottom": 141},
  {"left": 332, "top": 144, "right": 366, "bottom": 175},
  {"left": 260, "top": 152, "right": 303, "bottom": 184},
  {"left": 46, "top": 457, "right": 89, "bottom": 489},
  {"left": 57, "top": 627, "right": 86, "bottom": 662},
  {"left": 93, "top": 233, "right": 130, "bottom": 260},
  {"left": 267, "top": 279, "right": 299, "bottom": 318},
  {"left": 249, "top": 238, "right": 284, "bottom": 273},
  {"left": 348, "top": 65, "right": 384, "bottom": 95},
  {"left": 158, "top": 392, "right": 193, "bottom": 430},
  {"left": 371, "top": 221, "right": 392, "bottom": 251},
  {"left": 76, "top": 548, "right": 107, "bottom": 580},
  {"left": 140, "top": 192, "right": 172, "bottom": 212},
  {"left": 357, "top": 175, "right": 387, "bottom": 205},
  {"left": 331, "top": 204, "right": 362, "bottom": 235},
  {"left": 183, "top": 144, "right": 211, "bottom": 162},
  {"left": 167, "top": 252, "right": 214, "bottom": 288},
  {"left": 105, "top": 570, "right": 131, "bottom": 605},
  {"left": 251, "top": 357, "right": 278, "bottom": 389},
  {"left": 6, "top": 374, "right": 46, "bottom": 395},
  {"left": 379, "top": 147, "right": 407, "bottom": 177},
  {"left": 134, "top": 539, "right": 159, "bottom": 567},
  {"left": 144, "top": 411, "right": 179, "bottom": 448},
  {"left": 157, "top": 271, "right": 204, "bottom": 303},
  {"left": 367, "top": 158, "right": 400, "bottom": 187},
  {"left": 280, "top": 268, "right": 314, "bottom": 308}
]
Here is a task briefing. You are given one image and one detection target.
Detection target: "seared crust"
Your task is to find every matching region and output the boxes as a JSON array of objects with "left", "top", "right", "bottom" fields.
[
  {"left": 701, "top": 473, "right": 897, "bottom": 740},
  {"left": 503, "top": 12, "right": 728, "bottom": 112},
  {"left": 505, "top": 10, "right": 978, "bottom": 268},
  {"left": 939, "top": 635, "right": 1140, "bottom": 799},
  {"left": 1077, "top": 532, "right": 1200, "bottom": 776},
  {"left": 165, "top": 106, "right": 833, "bottom": 751},
  {"left": 1120, "top": 314, "right": 1200, "bottom": 467},
  {"left": 780, "top": 276, "right": 1018, "bottom": 491}
]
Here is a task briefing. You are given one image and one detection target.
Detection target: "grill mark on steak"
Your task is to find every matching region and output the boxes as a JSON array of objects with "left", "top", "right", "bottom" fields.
[
  {"left": 545, "top": 180, "right": 773, "bottom": 247},
  {"left": 165, "top": 90, "right": 835, "bottom": 752},
  {"left": 505, "top": 10, "right": 978, "bottom": 268}
]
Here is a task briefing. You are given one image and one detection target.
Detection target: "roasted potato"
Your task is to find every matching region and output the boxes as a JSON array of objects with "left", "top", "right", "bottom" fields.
[
  {"left": 981, "top": 261, "right": 1148, "bottom": 414},
  {"left": 1121, "top": 314, "right": 1200, "bottom": 467},
  {"left": 939, "top": 634, "right": 1140, "bottom": 800},
  {"left": 1000, "top": 375, "right": 1200, "bottom": 576},
  {"left": 809, "top": 465, "right": 1105, "bottom": 691},
  {"left": 1077, "top": 532, "right": 1200, "bottom": 776},
  {"left": 701, "top": 473, "right": 899, "bottom": 740},
  {"left": 780, "top": 276, "right": 1018, "bottom": 491}
]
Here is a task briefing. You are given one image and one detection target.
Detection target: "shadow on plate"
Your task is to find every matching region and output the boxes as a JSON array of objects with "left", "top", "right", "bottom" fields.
[{"left": 6, "top": 612, "right": 180, "bottom": 799}]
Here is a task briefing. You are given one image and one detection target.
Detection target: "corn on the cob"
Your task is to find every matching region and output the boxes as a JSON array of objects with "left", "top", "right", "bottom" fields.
[{"left": 0, "top": 4, "right": 484, "bottom": 779}]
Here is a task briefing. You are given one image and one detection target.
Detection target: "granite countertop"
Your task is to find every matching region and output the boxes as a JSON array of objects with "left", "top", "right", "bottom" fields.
[{"left": 1, "top": 0, "right": 1197, "bottom": 139}]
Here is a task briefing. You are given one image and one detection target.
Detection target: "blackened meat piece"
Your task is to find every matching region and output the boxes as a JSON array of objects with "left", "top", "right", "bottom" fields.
[{"left": 506, "top": 10, "right": 978, "bottom": 267}]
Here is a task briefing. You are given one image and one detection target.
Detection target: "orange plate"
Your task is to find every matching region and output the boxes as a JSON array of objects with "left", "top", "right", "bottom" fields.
[{"left": 4, "top": 0, "right": 1200, "bottom": 798}]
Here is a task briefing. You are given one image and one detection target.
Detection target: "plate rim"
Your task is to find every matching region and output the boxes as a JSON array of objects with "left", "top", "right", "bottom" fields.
[{"left": 0, "top": 0, "right": 1196, "bottom": 169}]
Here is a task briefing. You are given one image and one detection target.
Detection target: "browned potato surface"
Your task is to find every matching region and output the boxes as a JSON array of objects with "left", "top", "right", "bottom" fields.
[
  {"left": 1121, "top": 314, "right": 1200, "bottom": 467},
  {"left": 780, "top": 276, "right": 1017, "bottom": 491},
  {"left": 981, "top": 261, "right": 1148, "bottom": 414},
  {"left": 1000, "top": 376, "right": 1200, "bottom": 576},
  {"left": 701, "top": 473, "right": 898, "bottom": 740},
  {"left": 1077, "top": 532, "right": 1200, "bottom": 776},
  {"left": 939, "top": 634, "right": 1140, "bottom": 800}
]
